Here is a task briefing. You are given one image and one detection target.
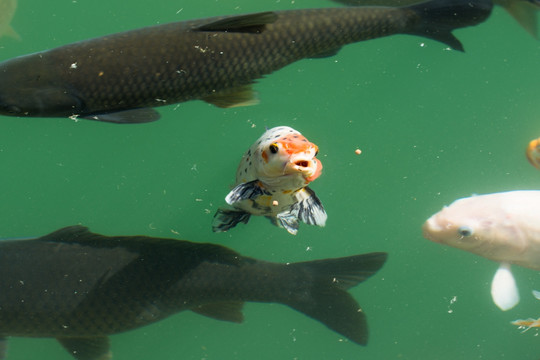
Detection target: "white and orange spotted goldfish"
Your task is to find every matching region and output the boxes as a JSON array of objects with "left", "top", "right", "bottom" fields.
[{"left": 212, "top": 126, "right": 326, "bottom": 235}]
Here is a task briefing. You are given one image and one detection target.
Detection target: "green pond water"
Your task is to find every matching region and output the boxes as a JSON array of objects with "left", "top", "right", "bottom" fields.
[{"left": 0, "top": 0, "right": 539, "bottom": 359}]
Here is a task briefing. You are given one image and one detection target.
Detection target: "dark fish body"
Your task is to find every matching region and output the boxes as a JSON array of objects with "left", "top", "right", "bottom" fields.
[
  {"left": 0, "top": 226, "right": 387, "bottom": 360},
  {"left": 0, "top": 0, "right": 492, "bottom": 123}
]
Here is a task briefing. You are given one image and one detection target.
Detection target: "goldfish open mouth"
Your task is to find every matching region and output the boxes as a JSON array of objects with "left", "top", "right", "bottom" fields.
[{"left": 295, "top": 160, "right": 309, "bottom": 168}]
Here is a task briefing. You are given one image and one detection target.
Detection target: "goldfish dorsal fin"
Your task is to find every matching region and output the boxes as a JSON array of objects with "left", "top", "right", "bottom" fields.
[
  {"left": 191, "top": 301, "right": 244, "bottom": 323},
  {"left": 57, "top": 336, "right": 111, "bottom": 360},
  {"left": 491, "top": 262, "right": 520, "bottom": 311},
  {"left": 195, "top": 12, "right": 277, "bottom": 33}
]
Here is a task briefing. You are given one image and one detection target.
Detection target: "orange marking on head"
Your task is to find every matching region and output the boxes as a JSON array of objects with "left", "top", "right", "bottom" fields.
[
  {"left": 261, "top": 150, "right": 269, "bottom": 163},
  {"left": 277, "top": 134, "right": 315, "bottom": 155}
]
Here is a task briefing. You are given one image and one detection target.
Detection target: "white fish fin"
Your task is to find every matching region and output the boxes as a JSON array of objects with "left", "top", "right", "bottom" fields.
[
  {"left": 276, "top": 211, "right": 299, "bottom": 235},
  {"left": 532, "top": 290, "right": 540, "bottom": 300},
  {"left": 212, "top": 208, "right": 250, "bottom": 232},
  {"left": 294, "top": 187, "right": 327, "bottom": 227},
  {"left": 225, "top": 180, "right": 270, "bottom": 205},
  {"left": 491, "top": 262, "right": 520, "bottom": 311}
]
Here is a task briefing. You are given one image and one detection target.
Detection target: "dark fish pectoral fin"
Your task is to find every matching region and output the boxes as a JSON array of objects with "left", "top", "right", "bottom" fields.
[
  {"left": 195, "top": 12, "right": 278, "bottom": 33},
  {"left": 295, "top": 187, "right": 327, "bottom": 227},
  {"left": 57, "top": 336, "right": 111, "bottom": 360},
  {"left": 287, "top": 252, "right": 388, "bottom": 345},
  {"left": 309, "top": 46, "right": 343, "bottom": 58},
  {"left": 82, "top": 108, "right": 160, "bottom": 123},
  {"left": 212, "top": 208, "right": 251, "bottom": 232},
  {"left": 191, "top": 301, "right": 245, "bottom": 323},
  {"left": 406, "top": 0, "right": 494, "bottom": 52},
  {"left": 225, "top": 180, "right": 270, "bottom": 205},
  {"left": 202, "top": 84, "right": 259, "bottom": 108}
]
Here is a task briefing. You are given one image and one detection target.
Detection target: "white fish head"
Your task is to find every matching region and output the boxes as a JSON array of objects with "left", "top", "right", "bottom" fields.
[
  {"left": 252, "top": 126, "right": 322, "bottom": 184},
  {"left": 422, "top": 192, "right": 531, "bottom": 264}
]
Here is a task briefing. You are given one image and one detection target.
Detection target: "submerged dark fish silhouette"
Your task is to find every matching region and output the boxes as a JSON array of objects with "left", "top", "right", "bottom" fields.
[
  {"left": 0, "top": 0, "right": 492, "bottom": 123},
  {"left": 0, "top": 226, "right": 387, "bottom": 360},
  {"left": 330, "top": 0, "right": 539, "bottom": 39}
]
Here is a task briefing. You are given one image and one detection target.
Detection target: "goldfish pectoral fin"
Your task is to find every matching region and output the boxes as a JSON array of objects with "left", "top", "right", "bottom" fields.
[
  {"left": 502, "top": 1, "right": 539, "bottom": 39},
  {"left": 491, "top": 262, "right": 520, "bottom": 311},
  {"left": 225, "top": 180, "right": 269, "bottom": 205},
  {"left": 276, "top": 211, "right": 299, "bottom": 235},
  {"left": 195, "top": 11, "right": 278, "bottom": 33},
  {"left": 57, "top": 336, "right": 111, "bottom": 360},
  {"left": 82, "top": 108, "right": 160, "bottom": 123},
  {"left": 191, "top": 301, "right": 245, "bottom": 323},
  {"left": 212, "top": 208, "right": 251, "bottom": 232},
  {"left": 295, "top": 187, "right": 327, "bottom": 227},
  {"left": 0, "top": 338, "right": 7, "bottom": 360},
  {"left": 202, "top": 85, "right": 259, "bottom": 108}
]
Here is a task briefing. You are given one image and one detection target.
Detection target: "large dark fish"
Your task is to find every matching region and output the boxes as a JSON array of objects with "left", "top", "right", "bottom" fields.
[
  {"left": 0, "top": 0, "right": 492, "bottom": 124},
  {"left": 0, "top": 226, "right": 387, "bottom": 360},
  {"left": 330, "top": 0, "right": 539, "bottom": 39}
]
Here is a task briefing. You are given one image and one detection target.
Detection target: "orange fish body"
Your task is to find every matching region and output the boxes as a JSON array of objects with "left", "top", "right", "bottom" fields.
[{"left": 213, "top": 126, "right": 326, "bottom": 235}]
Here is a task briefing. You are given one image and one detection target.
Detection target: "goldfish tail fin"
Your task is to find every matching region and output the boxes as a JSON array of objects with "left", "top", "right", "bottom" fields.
[
  {"left": 212, "top": 208, "right": 251, "bottom": 232},
  {"left": 406, "top": 0, "right": 494, "bottom": 52},
  {"left": 286, "top": 252, "right": 387, "bottom": 345}
]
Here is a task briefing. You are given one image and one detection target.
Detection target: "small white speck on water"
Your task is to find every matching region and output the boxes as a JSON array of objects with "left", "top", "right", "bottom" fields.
[{"left": 70, "top": 62, "right": 78, "bottom": 69}]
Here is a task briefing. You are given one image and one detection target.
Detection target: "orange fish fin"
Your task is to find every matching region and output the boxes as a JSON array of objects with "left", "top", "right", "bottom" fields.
[
  {"left": 202, "top": 84, "right": 259, "bottom": 108},
  {"left": 502, "top": 0, "right": 539, "bottom": 39}
]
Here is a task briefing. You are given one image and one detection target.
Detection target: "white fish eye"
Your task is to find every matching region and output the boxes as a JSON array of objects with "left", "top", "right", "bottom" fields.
[
  {"left": 458, "top": 226, "right": 473, "bottom": 237},
  {"left": 269, "top": 143, "right": 279, "bottom": 154}
]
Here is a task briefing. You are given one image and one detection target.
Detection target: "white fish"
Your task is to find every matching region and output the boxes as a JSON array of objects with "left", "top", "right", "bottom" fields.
[
  {"left": 422, "top": 190, "right": 540, "bottom": 310},
  {"left": 213, "top": 126, "right": 326, "bottom": 235}
]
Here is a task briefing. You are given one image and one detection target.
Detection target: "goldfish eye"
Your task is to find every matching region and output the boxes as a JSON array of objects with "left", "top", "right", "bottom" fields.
[
  {"left": 458, "top": 226, "right": 473, "bottom": 237},
  {"left": 269, "top": 143, "right": 279, "bottom": 154}
]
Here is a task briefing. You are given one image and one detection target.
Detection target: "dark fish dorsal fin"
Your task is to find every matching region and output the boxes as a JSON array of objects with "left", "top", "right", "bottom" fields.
[
  {"left": 38, "top": 225, "right": 94, "bottom": 243},
  {"left": 191, "top": 301, "right": 244, "bottom": 323},
  {"left": 195, "top": 12, "right": 278, "bottom": 33},
  {"left": 57, "top": 336, "right": 111, "bottom": 360}
]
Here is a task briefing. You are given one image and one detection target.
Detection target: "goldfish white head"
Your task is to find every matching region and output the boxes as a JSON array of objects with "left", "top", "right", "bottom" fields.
[
  {"left": 246, "top": 126, "right": 322, "bottom": 188},
  {"left": 422, "top": 191, "right": 540, "bottom": 270}
]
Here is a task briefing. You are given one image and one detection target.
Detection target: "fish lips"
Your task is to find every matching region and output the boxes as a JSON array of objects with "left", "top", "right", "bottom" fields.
[{"left": 287, "top": 154, "right": 322, "bottom": 182}]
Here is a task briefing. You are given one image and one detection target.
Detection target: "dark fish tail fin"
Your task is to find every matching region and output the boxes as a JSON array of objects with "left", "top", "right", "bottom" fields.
[
  {"left": 287, "top": 252, "right": 387, "bottom": 345},
  {"left": 406, "top": 0, "right": 494, "bottom": 51}
]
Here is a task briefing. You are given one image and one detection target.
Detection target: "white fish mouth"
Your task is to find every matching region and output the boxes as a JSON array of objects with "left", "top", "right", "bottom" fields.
[{"left": 422, "top": 216, "right": 443, "bottom": 243}]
